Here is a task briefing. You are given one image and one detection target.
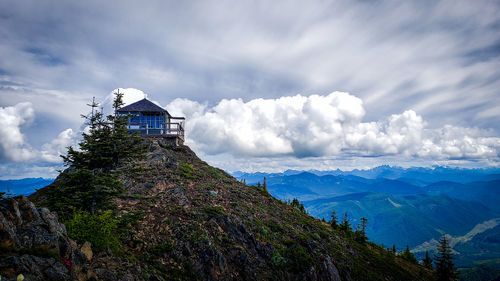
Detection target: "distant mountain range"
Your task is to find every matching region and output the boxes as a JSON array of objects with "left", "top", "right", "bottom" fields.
[
  {"left": 232, "top": 166, "right": 500, "bottom": 269},
  {"left": 233, "top": 165, "right": 500, "bottom": 184},
  {"left": 0, "top": 178, "right": 54, "bottom": 196}
]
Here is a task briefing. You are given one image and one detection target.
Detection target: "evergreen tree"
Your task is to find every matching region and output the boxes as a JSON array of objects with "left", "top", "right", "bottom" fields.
[
  {"left": 399, "top": 244, "right": 418, "bottom": 264},
  {"left": 289, "top": 198, "right": 307, "bottom": 214},
  {"left": 44, "top": 93, "right": 146, "bottom": 218},
  {"left": 330, "top": 209, "right": 338, "bottom": 229},
  {"left": 423, "top": 250, "right": 433, "bottom": 269},
  {"left": 339, "top": 212, "right": 351, "bottom": 232},
  {"left": 434, "top": 235, "right": 458, "bottom": 281},
  {"left": 355, "top": 217, "right": 368, "bottom": 243},
  {"left": 392, "top": 244, "right": 396, "bottom": 254}
]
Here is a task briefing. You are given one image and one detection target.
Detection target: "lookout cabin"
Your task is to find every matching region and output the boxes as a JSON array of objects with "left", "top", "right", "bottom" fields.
[{"left": 117, "top": 98, "right": 185, "bottom": 144}]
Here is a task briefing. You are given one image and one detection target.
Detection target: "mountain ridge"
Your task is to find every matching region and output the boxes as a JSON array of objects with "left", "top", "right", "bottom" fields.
[{"left": 21, "top": 139, "right": 433, "bottom": 281}]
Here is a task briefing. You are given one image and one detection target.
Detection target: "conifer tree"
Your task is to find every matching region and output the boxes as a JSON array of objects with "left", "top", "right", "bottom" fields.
[
  {"left": 289, "top": 198, "right": 307, "bottom": 214},
  {"left": 423, "top": 250, "right": 433, "bottom": 269},
  {"left": 355, "top": 217, "right": 368, "bottom": 243},
  {"left": 330, "top": 209, "right": 338, "bottom": 229},
  {"left": 434, "top": 235, "right": 458, "bottom": 281},
  {"left": 339, "top": 212, "right": 351, "bottom": 232},
  {"left": 392, "top": 244, "right": 396, "bottom": 254},
  {"left": 399, "top": 244, "right": 418, "bottom": 264},
  {"left": 44, "top": 93, "right": 146, "bottom": 218}
]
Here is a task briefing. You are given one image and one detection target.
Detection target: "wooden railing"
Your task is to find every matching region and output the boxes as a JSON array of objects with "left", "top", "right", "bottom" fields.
[{"left": 127, "top": 116, "right": 185, "bottom": 140}]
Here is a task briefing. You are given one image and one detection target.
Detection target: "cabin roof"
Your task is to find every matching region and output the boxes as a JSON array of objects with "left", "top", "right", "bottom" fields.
[{"left": 117, "top": 98, "right": 170, "bottom": 115}]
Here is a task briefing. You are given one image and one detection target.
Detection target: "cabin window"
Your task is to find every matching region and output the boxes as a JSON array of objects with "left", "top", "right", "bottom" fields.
[{"left": 137, "top": 113, "right": 164, "bottom": 129}]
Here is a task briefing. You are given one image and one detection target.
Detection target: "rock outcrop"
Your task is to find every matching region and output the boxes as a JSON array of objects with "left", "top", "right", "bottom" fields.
[{"left": 0, "top": 196, "right": 92, "bottom": 281}]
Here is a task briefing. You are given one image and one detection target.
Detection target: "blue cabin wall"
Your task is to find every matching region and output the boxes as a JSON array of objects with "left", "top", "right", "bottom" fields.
[{"left": 118, "top": 111, "right": 167, "bottom": 135}]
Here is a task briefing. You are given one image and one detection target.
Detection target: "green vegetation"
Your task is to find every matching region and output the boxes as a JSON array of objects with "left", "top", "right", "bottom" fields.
[
  {"left": 253, "top": 177, "right": 271, "bottom": 196},
  {"left": 270, "top": 251, "right": 286, "bottom": 269},
  {"left": 41, "top": 92, "right": 146, "bottom": 218},
  {"left": 283, "top": 244, "right": 313, "bottom": 273},
  {"left": 330, "top": 209, "right": 338, "bottom": 229},
  {"left": 65, "top": 210, "right": 120, "bottom": 252},
  {"left": 151, "top": 240, "right": 174, "bottom": 257},
  {"left": 459, "top": 265, "right": 500, "bottom": 281},
  {"left": 339, "top": 211, "right": 352, "bottom": 232},
  {"left": 354, "top": 217, "right": 368, "bottom": 243},
  {"left": 423, "top": 251, "right": 433, "bottom": 269},
  {"left": 204, "top": 166, "right": 232, "bottom": 183},
  {"left": 399, "top": 245, "right": 418, "bottom": 264},
  {"left": 287, "top": 198, "right": 307, "bottom": 214},
  {"left": 29, "top": 92, "right": 149, "bottom": 259},
  {"left": 203, "top": 206, "right": 224, "bottom": 217},
  {"left": 179, "top": 163, "right": 195, "bottom": 179},
  {"left": 435, "top": 235, "right": 458, "bottom": 281}
]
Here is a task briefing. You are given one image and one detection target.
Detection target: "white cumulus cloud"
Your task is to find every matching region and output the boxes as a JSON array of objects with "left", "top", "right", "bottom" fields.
[
  {"left": 40, "top": 128, "right": 78, "bottom": 163},
  {"left": 101, "top": 88, "right": 149, "bottom": 116},
  {"left": 0, "top": 102, "right": 80, "bottom": 164},
  {"left": 0, "top": 102, "right": 36, "bottom": 162},
  {"left": 166, "top": 92, "right": 500, "bottom": 161}
]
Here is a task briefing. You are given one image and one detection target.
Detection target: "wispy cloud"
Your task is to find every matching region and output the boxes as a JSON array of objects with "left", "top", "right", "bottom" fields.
[{"left": 0, "top": 0, "right": 499, "bottom": 177}]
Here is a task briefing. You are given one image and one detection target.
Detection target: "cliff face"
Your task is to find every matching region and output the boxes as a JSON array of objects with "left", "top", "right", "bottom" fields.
[{"left": 23, "top": 138, "right": 433, "bottom": 281}]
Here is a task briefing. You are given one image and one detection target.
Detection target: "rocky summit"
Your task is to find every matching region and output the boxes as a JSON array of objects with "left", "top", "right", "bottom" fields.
[{"left": 1, "top": 138, "right": 434, "bottom": 280}]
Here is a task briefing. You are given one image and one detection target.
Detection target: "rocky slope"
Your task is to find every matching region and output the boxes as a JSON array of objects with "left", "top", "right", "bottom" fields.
[
  {"left": 24, "top": 138, "right": 434, "bottom": 281},
  {"left": 0, "top": 196, "right": 92, "bottom": 280}
]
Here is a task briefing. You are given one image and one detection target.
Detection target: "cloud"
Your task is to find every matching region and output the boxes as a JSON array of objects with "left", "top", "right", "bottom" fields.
[
  {"left": 0, "top": 0, "right": 499, "bottom": 142},
  {"left": 101, "top": 88, "right": 148, "bottom": 116},
  {"left": 40, "top": 128, "right": 78, "bottom": 163},
  {"left": 1, "top": 0, "right": 500, "bottom": 177},
  {"left": 0, "top": 102, "right": 36, "bottom": 162},
  {"left": 0, "top": 102, "right": 80, "bottom": 164},
  {"left": 420, "top": 125, "right": 500, "bottom": 159},
  {"left": 0, "top": 163, "right": 60, "bottom": 180},
  {"left": 168, "top": 92, "right": 500, "bottom": 161}
]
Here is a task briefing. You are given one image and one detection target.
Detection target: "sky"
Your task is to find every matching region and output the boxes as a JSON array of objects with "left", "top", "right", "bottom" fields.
[{"left": 1, "top": 0, "right": 500, "bottom": 179}]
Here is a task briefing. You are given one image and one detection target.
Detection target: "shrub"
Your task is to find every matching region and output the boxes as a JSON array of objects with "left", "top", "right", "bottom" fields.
[
  {"left": 65, "top": 210, "right": 120, "bottom": 252},
  {"left": 179, "top": 163, "right": 195, "bottom": 179},
  {"left": 151, "top": 240, "right": 174, "bottom": 257},
  {"left": 284, "top": 245, "right": 313, "bottom": 272},
  {"left": 270, "top": 252, "right": 287, "bottom": 269},
  {"left": 203, "top": 206, "right": 224, "bottom": 217}
]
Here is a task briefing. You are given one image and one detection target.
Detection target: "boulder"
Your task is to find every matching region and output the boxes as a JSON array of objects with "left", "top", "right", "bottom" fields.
[{"left": 80, "top": 242, "right": 93, "bottom": 261}]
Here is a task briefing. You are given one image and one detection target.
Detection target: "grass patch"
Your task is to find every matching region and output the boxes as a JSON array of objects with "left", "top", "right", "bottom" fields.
[
  {"left": 204, "top": 166, "right": 232, "bottom": 183},
  {"left": 179, "top": 163, "right": 196, "bottom": 179}
]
